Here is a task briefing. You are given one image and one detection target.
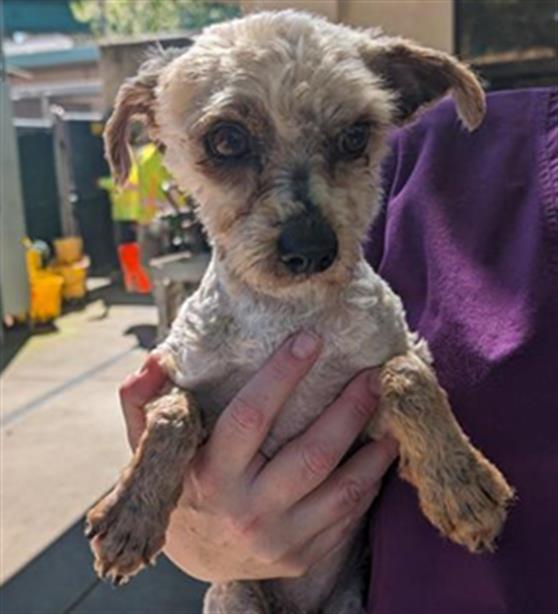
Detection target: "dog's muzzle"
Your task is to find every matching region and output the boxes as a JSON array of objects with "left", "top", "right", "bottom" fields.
[{"left": 278, "top": 214, "right": 338, "bottom": 275}]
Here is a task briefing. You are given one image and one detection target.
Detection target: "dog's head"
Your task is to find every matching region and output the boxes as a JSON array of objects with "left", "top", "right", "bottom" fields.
[{"left": 106, "top": 11, "right": 484, "bottom": 298}]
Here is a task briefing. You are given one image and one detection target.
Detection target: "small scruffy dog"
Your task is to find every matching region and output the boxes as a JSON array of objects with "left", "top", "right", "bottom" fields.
[{"left": 87, "top": 11, "right": 514, "bottom": 613}]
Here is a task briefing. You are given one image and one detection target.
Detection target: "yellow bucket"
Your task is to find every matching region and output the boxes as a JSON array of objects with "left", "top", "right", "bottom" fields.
[
  {"left": 54, "top": 236, "right": 83, "bottom": 265},
  {"left": 51, "top": 259, "right": 89, "bottom": 300},
  {"left": 29, "top": 272, "right": 64, "bottom": 322},
  {"left": 26, "top": 248, "right": 43, "bottom": 275}
]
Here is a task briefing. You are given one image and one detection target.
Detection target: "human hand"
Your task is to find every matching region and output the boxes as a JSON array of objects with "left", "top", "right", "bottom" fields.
[{"left": 119, "top": 332, "right": 398, "bottom": 583}]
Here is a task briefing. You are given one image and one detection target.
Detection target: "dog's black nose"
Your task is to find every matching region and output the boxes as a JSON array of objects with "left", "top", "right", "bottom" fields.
[{"left": 278, "top": 215, "right": 338, "bottom": 275}]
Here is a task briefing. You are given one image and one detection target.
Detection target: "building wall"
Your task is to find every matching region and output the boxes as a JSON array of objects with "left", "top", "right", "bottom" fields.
[
  {"left": 240, "top": 0, "right": 453, "bottom": 52},
  {"left": 8, "top": 63, "right": 100, "bottom": 88},
  {"left": 241, "top": 0, "right": 338, "bottom": 21},
  {"left": 99, "top": 35, "right": 193, "bottom": 111},
  {"left": 12, "top": 95, "right": 101, "bottom": 119},
  {"left": 99, "top": 41, "right": 151, "bottom": 110},
  {"left": 0, "top": 82, "right": 30, "bottom": 321},
  {"left": 8, "top": 62, "right": 102, "bottom": 118},
  {"left": 340, "top": 0, "right": 453, "bottom": 52}
]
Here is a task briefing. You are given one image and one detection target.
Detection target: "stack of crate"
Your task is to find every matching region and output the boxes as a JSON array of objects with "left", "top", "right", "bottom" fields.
[{"left": 50, "top": 237, "right": 90, "bottom": 302}]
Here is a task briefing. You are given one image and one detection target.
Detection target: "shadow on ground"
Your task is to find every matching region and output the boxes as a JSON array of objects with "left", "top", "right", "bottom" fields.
[
  {"left": 88, "top": 281, "right": 155, "bottom": 309},
  {"left": 124, "top": 324, "right": 157, "bottom": 350},
  {"left": 0, "top": 516, "right": 207, "bottom": 614},
  {"left": 1, "top": 322, "right": 63, "bottom": 373},
  {"left": 0, "top": 280, "right": 157, "bottom": 373},
  {"left": 1, "top": 326, "right": 31, "bottom": 373}
]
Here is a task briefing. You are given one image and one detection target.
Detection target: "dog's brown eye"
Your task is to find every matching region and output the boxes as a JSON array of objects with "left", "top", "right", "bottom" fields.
[
  {"left": 337, "top": 123, "right": 370, "bottom": 159},
  {"left": 205, "top": 123, "right": 251, "bottom": 161}
]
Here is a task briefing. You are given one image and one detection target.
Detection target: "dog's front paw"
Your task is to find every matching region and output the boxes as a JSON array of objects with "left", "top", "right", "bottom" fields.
[
  {"left": 85, "top": 487, "right": 166, "bottom": 585},
  {"left": 417, "top": 450, "right": 515, "bottom": 553}
]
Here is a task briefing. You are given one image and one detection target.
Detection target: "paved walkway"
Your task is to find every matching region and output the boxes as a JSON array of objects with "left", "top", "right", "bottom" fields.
[{"left": 1, "top": 282, "right": 207, "bottom": 613}]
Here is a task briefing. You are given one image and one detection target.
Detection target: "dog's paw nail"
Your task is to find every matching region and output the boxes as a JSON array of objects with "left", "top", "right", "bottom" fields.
[
  {"left": 113, "top": 575, "right": 124, "bottom": 587},
  {"left": 99, "top": 561, "right": 115, "bottom": 580},
  {"left": 84, "top": 524, "right": 98, "bottom": 539},
  {"left": 142, "top": 546, "right": 157, "bottom": 567}
]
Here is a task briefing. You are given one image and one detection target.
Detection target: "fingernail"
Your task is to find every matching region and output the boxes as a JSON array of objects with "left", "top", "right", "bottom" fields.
[
  {"left": 146, "top": 351, "right": 163, "bottom": 371},
  {"left": 368, "top": 369, "right": 381, "bottom": 395},
  {"left": 291, "top": 331, "right": 320, "bottom": 359},
  {"left": 135, "top": 355, "right": 156, "bottom": 377}
]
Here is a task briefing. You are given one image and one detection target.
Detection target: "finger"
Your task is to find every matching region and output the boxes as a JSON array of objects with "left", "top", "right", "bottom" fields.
[
  {"left": 119, "top": 353, "right": 168, "bottom": 449},
  {"left": 280, "top": 483, "right": 376, "bottom": 578},
  {"left": 119, "top": 353, "right": 168, "bottom": 414},
  {"left": 287, "top": 437, "right": 398, "bottom": 542},
  {"left": 205, "top": 331, "right": 321, "bottom": 480},
  {"left": 253, "top": 369, "right": 380, "bottom": 510}
]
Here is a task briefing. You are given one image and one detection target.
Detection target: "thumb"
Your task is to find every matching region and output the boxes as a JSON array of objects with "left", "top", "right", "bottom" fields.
[
  {"left": 119, "top": 352, "right": 169, "bottom": 450},
  {"left": 120, "top": 352, "right": 168, "bottom": 411}
]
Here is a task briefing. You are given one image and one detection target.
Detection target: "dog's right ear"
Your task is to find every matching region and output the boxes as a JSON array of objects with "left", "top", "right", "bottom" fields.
[{"left": 104, "top": 46, "right": 186, "bottom": 185}]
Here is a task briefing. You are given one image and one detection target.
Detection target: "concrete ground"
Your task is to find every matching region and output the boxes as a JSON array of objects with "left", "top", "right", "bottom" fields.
[{"left": 0, "top": 281, "right": 207, "bottom": 613}]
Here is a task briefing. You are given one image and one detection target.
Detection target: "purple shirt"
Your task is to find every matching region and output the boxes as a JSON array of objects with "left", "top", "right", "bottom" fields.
[{"left": 365, "top": 88, "right": 558, "bottom": 614}]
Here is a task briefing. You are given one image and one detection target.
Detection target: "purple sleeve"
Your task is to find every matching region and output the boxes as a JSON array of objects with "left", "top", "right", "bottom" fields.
[{"left": 365, "top": 88, "right": 558, "bottom": 614}]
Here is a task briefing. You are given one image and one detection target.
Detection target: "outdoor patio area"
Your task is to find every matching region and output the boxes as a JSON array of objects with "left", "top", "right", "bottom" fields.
[{"left": 0, "top": 280, "right": 207, "bottom": 613}]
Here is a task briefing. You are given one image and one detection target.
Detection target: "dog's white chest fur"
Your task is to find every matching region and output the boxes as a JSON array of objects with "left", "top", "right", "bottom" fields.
[{"left": 160, "top": 256, "right": 425, "bottom": 456}]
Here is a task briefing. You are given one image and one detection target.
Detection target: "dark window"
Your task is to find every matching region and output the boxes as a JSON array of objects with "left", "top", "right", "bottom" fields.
[{"left": 455, "top": 0, "right": 558, "bottom": 90}]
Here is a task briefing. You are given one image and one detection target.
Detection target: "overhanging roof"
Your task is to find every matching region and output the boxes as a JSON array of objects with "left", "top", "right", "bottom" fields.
[{"left": 5, "top": 46, "right": 100, "bottom": 69}]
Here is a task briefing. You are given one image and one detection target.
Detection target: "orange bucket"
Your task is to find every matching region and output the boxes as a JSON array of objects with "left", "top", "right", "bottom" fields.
[{"left": 50, "top": 257, "right": 90, "bottom": 300}]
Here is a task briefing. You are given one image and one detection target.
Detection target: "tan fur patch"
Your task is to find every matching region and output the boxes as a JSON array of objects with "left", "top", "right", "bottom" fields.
[
  {"left": 371, "top": 352, "right": 514, "bottom": 552},
  {"left": 86, "top": 386, "right": 203, "bottom": 583}
]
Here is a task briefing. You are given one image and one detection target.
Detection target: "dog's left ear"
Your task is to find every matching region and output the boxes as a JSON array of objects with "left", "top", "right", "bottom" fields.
[
  {"left": 362, "top": 37, "right": 485, "bottom": 130},
  {"left": 104, "top": 46, "right": 187, "bottom": 185}
]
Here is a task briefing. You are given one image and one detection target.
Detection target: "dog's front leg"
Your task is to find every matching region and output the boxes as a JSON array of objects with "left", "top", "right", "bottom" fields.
[
  {"left": 86, "top": 385, "right": 203, "bottom": 584},
  {"left": 369, "top": 352, "right": 514, "bottom": 552}
]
